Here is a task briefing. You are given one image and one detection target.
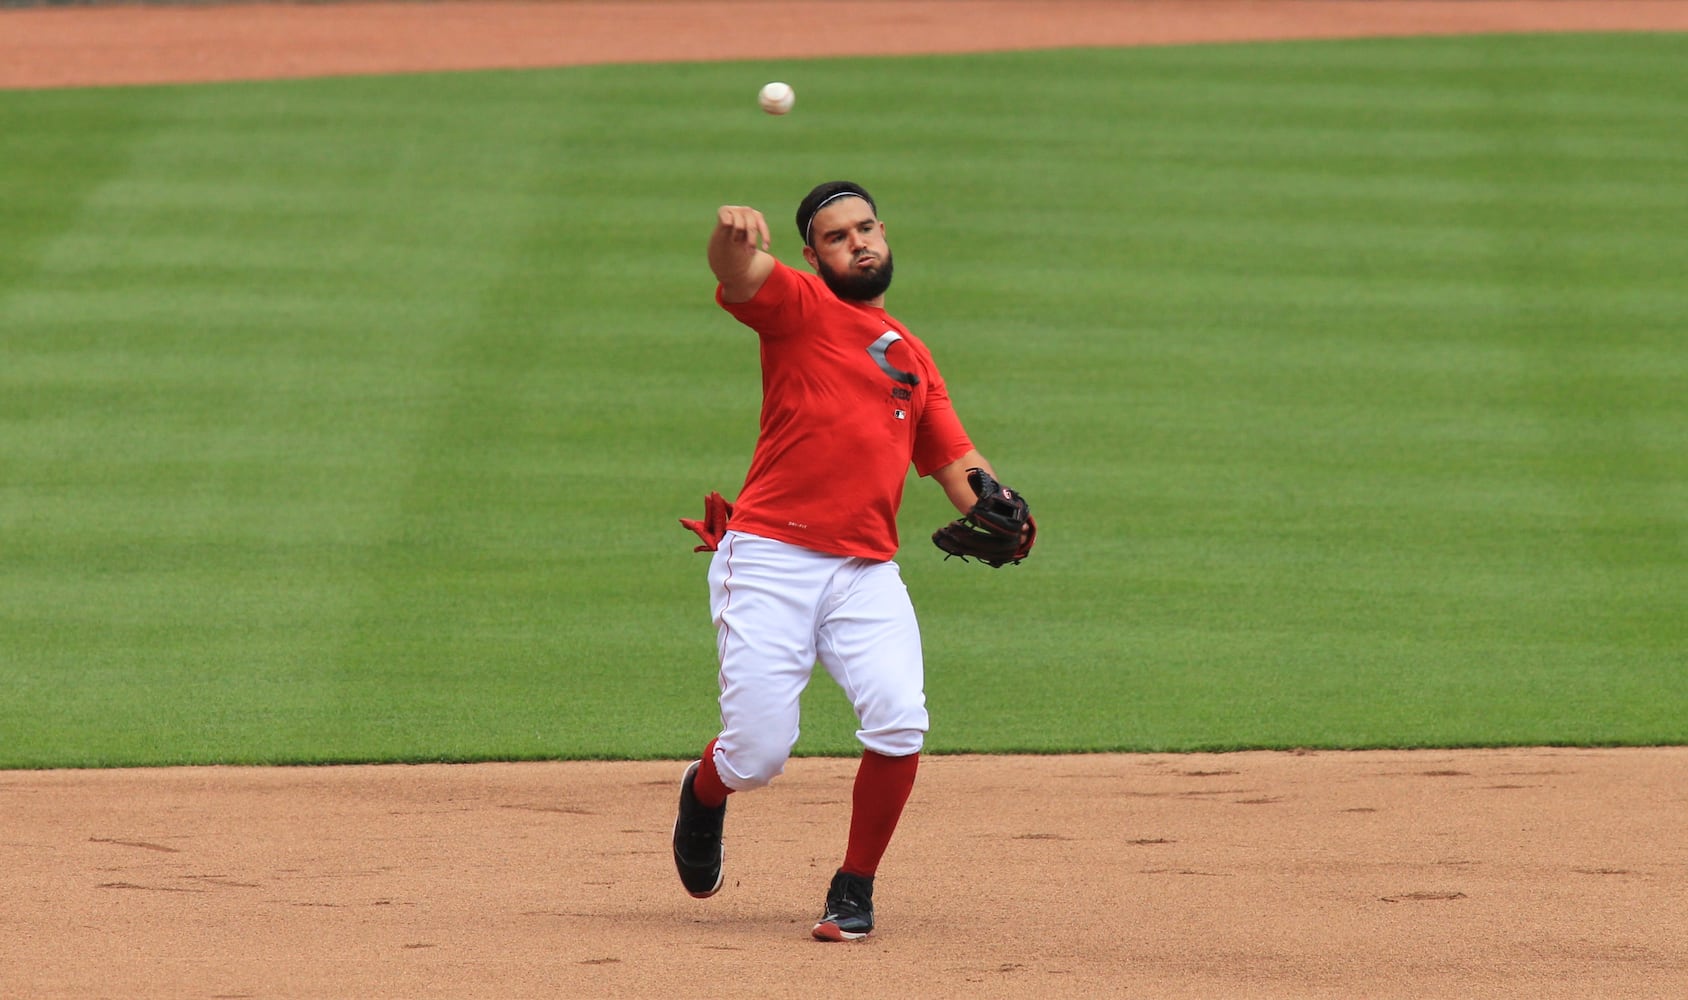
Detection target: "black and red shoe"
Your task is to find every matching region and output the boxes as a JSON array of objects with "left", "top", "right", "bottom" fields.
[
  {"left": 671, "top": 761, "right": 725, "bottom": 898},
  {"left": 811, "top": 870, "right": 874, "bottom": 941}
]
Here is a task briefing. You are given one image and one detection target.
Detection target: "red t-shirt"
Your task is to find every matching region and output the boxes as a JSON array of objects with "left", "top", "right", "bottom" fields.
[{"left": 718, "top": 260, "right": 974, "bottom": 560}]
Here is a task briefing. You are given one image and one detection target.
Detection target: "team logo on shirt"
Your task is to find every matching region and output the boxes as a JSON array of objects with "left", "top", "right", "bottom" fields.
[{"left": 866, "top": 332, "right": 920, "bottom": 386}]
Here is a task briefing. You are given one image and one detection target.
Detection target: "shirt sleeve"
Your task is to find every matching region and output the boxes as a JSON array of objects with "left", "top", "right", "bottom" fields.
[
  {"left": 717, "top": 259, "right": 806, "bottom": 336},
  {"left": 912, "top": 369, "right": 974, "bottom": 477}
]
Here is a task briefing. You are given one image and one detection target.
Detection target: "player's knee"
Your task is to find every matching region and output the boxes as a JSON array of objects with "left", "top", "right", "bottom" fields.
[{"left": 716, "top": 735, "right": 793, "bottom": 790}]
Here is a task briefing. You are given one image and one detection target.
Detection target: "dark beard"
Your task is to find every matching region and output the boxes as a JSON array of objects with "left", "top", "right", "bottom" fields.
[{"left": 818, "top": 250, "right": 894, "bottom": 302}]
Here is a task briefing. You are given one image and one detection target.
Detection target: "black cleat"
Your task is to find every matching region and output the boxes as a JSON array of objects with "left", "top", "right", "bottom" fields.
[
  {"left": 811, "top": 869, "right": 875, "bottom": 941},
  {"left": 672, "top": 760, "right": 725, "bottom": 898}
]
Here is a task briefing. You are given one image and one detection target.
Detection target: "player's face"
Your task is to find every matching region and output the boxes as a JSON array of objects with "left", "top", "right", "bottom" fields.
[{"left": 805, "top": 197, "right": 894, "bottom": 302}]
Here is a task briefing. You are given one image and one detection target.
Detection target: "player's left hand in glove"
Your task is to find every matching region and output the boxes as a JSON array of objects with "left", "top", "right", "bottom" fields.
[
  {"left": 680, "top": 491, "right": 734, "bottom": 552},
  {"left": 932, "top": 468, "right": 1036, "bottom": 568}
]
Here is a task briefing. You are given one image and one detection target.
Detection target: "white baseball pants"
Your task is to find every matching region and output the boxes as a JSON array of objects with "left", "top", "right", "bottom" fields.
[{"left": 707, "top": 530, "right": 928, "bottom": 792}]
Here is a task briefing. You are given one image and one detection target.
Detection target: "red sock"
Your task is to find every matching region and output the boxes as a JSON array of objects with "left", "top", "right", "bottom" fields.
[
  {"left": 692, "top": 738, "right": 732, "bottom": 809},
  {"left": 840, "top": 750, "right": 919, "bottom": 878}
]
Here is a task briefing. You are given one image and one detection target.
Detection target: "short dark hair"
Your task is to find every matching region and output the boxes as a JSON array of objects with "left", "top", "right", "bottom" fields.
[{"left": 796, "top": 181, "right": 876, "bottom": 247}]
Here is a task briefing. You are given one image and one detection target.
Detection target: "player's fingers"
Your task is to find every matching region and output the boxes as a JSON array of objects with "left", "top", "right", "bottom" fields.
[
  {"left": 717, "top": 205, "right": 753, "bottom": 235},
  {"left": 716, "top": 204, "right": 747, "bottom": 230},
  {"left": 718, "top": 205, "right": 769, "bottom": 250}
]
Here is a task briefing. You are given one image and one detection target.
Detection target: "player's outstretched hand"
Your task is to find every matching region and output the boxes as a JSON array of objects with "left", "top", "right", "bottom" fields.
[
  {"left": 710, "top": 205, "right": 778, "bottom": 301},
  {"left": 715, "top": 205, "right": 770, "bottom": 253}
]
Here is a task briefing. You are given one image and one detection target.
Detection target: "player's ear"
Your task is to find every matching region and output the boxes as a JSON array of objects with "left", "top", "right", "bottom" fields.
[{"left": 802, "top": 245, "right": 818, "bottom": 270}]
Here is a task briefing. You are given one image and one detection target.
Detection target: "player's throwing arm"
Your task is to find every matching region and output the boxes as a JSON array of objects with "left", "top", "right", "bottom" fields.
[{"left": 709, "top": 206, "right": 775, "bottom": 303}]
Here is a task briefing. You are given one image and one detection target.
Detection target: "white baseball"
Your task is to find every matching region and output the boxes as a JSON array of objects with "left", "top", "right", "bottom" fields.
[{"left": 758, "top": 81, "right": 795, "bottom": 116}]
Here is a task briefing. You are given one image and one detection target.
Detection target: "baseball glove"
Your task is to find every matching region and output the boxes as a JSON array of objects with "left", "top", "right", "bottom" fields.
[{"left": 932, "top": 468, "right": 1036, "bottom": 568}]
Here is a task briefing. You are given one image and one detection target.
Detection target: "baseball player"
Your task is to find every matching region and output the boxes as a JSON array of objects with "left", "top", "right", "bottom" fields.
[{"left": 674, "top": 181, "right": 1035, "bottom": 942}]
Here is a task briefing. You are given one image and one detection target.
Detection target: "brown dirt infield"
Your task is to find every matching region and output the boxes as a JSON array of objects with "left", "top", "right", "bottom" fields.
[
  {"left": 3, "top": 3, "right": 1686, "bottom": 998},
  {"left": 6, "top": 0, "right": 1688, "bottom": 89}
]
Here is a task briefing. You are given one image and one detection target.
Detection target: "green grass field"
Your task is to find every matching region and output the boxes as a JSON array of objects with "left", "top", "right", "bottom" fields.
[{"left": 2, "top": 34, "right": 1683, "bottom": 768}]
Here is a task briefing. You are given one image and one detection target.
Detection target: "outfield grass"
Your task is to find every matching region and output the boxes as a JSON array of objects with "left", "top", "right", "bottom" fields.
[{"left": 1, "top": 34, "right": 1683, "bottom": 767}]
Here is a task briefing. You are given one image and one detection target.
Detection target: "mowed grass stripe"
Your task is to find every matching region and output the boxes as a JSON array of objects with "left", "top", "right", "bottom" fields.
[
  {"left": 0, "top": 34, "right": 1683, "bottom": 765},
  {"left": 905, "top": 35, "right": 1685, "bottom": 751}
]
